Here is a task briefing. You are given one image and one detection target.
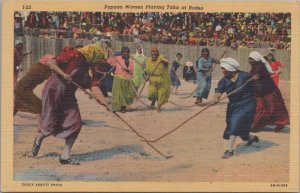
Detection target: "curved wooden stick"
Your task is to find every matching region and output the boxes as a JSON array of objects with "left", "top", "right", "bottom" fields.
[{"left": 70, "top": 79, "right": 172, "bottom": 159}]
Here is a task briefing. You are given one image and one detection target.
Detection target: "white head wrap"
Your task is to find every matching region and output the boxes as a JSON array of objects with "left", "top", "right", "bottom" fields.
[
  {"left": 220, "top": 58, "right": 240, "bottom": 72},
  {"left": 249, "top": 51, "right": 273, "bottom": 73},
  {"left": 136, "top": 45, "right": 144, "bottom": 57},
  {"left": 15, "top": 40, "right": 23, "bottom": 46}
]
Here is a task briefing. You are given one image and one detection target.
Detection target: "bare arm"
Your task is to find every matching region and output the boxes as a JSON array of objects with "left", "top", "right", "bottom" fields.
[
  {"left": 214, "top": 92, "right": 222, "bottom": 101},
  {"left": 47, "top": 59, "right": 71, "bottom": 81},
  {"left": 91, "top": 86, "right": 111, "bottom": 111}
]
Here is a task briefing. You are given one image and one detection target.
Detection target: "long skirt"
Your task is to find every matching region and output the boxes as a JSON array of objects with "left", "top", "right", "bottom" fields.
[
  {"left": 170, "top": 71, "right": 180, "bottom": 86},
  {"left": 251, "top": 88, "right": 289, "bottom": 131},
  {"left": 40, "top": 75, "right": 82, "bottom": 139},
  {"left": 112, "top": 76, "right": 134, "bottom": 111},
  {"left": 193, "top": 72, "right": 211, "bottom": 99},
  {"left": 148, "top": 80, "right": 170, "bottom": 106},
  {"left": 224, "top": 98, "right": 256, "bottom": 141}
]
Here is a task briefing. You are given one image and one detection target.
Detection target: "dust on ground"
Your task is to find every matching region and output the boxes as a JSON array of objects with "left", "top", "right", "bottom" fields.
[{"left": 13, "top": 80, "right": 290, "bottom": 182}]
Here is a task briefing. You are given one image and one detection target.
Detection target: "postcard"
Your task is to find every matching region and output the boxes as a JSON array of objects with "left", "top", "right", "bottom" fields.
[{"left": 1, "top": 0, "right": 299, "bottom": 192}]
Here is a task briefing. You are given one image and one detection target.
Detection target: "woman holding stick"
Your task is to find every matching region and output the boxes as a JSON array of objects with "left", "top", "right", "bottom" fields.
[
  {"left": 31, "top": 43, "right": 110, "bottom": 165},
  {"left": 249, "top": 51, "right": 289, "bottom": 133},
  {"left": 193, "top": 48, "right": 219, "bottom": 104},
  {"left": 146, "top": 47, "right": 171, "bottom": 112},
  {"left": 201, "top": 58, "right": 259, "bottom": 159}
]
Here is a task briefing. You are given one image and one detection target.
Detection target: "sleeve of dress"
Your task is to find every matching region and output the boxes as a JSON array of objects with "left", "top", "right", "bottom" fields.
[
  {"left": 215, "top": 78, "right": 226, "bottom": 94},
  {"left": 90, "top": 68, "right": 99, "bottom": 87},
  {"left": 197, "top": 59, "right": 206, "bottom": 71},
  {"left": 54, "top": 48, "right": 77, "bottom": 68},
  {"left": 129, "top": 59, "right": 134, "bottom": 73},
  {"left": 107, "top": 57, "right": 117, "bottom": 67},
  {"left": 250, "top": 63, "right": 263, "bottom": 76}
]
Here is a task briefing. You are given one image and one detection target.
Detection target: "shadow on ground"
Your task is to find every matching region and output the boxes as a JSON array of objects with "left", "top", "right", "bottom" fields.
[
  {"left": 37, "top": 144, "right": 150, "bottom": 162},
  {"left": 235, "top": 139, "right": 280, "bottom": 155}
]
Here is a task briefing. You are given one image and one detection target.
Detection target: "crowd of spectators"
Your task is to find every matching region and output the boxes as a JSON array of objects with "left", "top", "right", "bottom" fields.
[{"left": 14, "top": 11, "right": 291, "bottom": 49}]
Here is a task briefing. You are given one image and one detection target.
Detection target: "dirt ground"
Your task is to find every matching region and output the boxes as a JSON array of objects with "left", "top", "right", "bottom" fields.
[{"left": 13, "top": 79, "right": 290, "bottom": 182}]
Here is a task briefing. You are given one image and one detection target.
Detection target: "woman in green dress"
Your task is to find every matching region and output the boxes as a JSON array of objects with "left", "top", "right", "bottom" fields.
[{"left": 146, "top": 47, "right": 171, "bottom": 112}]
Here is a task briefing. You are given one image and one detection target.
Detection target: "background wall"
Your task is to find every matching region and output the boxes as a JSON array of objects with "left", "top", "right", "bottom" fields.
[{"left": 15, "top": 37, "right": 291, "bottom": 80}]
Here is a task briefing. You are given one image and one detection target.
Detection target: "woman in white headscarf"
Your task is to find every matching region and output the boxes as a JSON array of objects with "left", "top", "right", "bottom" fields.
[
  {"left": 201, "top": 58, "right": 259, "bottom": 159},
  {"left": 248, "top": 51, "right": 289, "bottom": 133},
  {"left": 132, "top": 45, "right": 147, "bottom": 92}
]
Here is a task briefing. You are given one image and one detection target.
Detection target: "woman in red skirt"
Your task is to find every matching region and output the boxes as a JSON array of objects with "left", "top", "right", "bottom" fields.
[{"left": 249, "top": 51, "right": 289, "bottom": 133}]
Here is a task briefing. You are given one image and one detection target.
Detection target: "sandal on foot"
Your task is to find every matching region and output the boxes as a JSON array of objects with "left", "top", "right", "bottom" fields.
[
  {"left": 222, "top": 150, "right": 234, "bottom": 159},
  {"left": 245, "top": 136, "right": 259, "bottom": 146},
  {"left": 59, "top": 157, "right": 80, "bottom": 165},
  {"left": 32, "top": 136, "right": 41, "bottom": 156}
]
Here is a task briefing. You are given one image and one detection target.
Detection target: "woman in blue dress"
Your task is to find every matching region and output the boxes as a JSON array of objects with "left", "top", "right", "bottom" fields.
[
  {"left": 201, "top": 58, "right": 259, "bottom": 159},
  {"left": 193, "top": 48, "right": 218, "bottom": 104},
  {"left": 170, "top": 53, "right": 182, "bottom": 94}
]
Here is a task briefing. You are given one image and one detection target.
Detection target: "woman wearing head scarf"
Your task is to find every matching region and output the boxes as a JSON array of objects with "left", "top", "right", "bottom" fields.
[
  {"left": 14, "top": 54, "right": 54, "bottom": 130},
  {"left": 193, "top": 48, "right": 218, "bottom": 104},
  {"left": 132, "top": 45, "right": 148, "bottom": 92},
  {"left": 31, "top": 43, "right": 110, "bottom": 165},
  {"left": 249, "top": 51, "right": 289, "bottom": 132},
  {"left": 146, "top": 47, "right": 171, "bottom": 112},
  {"left": 107, "top": 46, "right": 135, "bottom": 113},
  {"left": 202, "top": 58, "right": 259, "bottom": 159}
]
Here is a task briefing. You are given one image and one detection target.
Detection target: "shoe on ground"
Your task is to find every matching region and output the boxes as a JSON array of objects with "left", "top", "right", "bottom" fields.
[
  {"left": 59, "top": 157, "right": 80, "bottom": 165},
  {"left": 245, "top": 135, "right": 259, "bottom": 146},
  {"left": 222, "top": 150, "right": 234, "bottom": 159}
]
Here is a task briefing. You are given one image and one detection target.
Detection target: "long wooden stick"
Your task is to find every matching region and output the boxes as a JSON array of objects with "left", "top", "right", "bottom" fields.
[
  {"left": 70, "top": 79, "right": 172, "bottom": 159},
  {"left": 138, "top": 58, "right": 164, "bottom": 98},
  {"left": 108, "top": 51, "right": 152, "bottom": 108}
]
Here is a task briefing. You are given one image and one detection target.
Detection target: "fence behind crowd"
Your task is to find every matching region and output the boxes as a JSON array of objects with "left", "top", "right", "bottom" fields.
[{"left": 16, "top": 37, "right": 291, "bottom": 80}]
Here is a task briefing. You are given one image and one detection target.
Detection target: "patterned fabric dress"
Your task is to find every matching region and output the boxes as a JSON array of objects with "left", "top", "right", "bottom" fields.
[{"left": 146, "top": 55, "right": 171, "bottom": 106}]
